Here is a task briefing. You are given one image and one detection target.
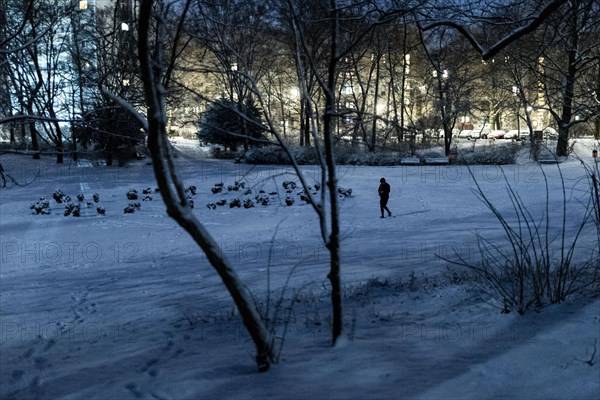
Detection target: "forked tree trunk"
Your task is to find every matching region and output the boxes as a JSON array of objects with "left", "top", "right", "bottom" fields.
[{"left": 138, "top": 1, "right": 273, "bottom": 371}]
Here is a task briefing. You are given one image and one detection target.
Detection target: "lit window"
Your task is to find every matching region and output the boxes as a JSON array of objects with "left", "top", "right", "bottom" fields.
[
  {"left": 79, "top": 1, "right": 88, "bottom": 10},
  {"left": 121, "top": 22, "right": 129, "bottom": 31}
]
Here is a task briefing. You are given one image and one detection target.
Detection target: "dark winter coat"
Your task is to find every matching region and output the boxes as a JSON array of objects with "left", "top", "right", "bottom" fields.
[{"left": 378, "top": 182, "right": 390, "bottom": 199}]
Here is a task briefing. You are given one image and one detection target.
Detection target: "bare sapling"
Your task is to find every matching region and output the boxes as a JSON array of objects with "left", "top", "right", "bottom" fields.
[{"left": 441, "top": 163, "right": 597, "bottom": 314}]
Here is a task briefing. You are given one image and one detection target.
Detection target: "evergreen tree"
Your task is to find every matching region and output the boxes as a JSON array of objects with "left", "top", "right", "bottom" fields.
[{"left": 198, "top": 98, "right": 265, "bottom": 151}]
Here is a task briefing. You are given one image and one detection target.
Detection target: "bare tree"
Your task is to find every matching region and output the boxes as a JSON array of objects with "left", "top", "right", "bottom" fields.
[
  {"left": 415, "top": 0, "right": 570, "bottom": 61},
  {"left": 186, "top": 0, "right": 277, "bottom": 151},
  {"left": 531, "top": 0, "right": 600, "bottom": 155},
  {"left": 0, "top": 0, "right": 11, "bottom": 141},
  {"left": 3, "top": 1, "right": 80, "bottom": 163},
  {"left": 136, "top": 0, "right": 274, "bottom": 371},
  {"left": 280, "top": 0, "right": 415, "bottom": 344},
  {"left": 277, "top": 0, "right": 333, "bottom": 147},
  {"left": 419, "top": 27, "right": 481, "bottom": 155}
]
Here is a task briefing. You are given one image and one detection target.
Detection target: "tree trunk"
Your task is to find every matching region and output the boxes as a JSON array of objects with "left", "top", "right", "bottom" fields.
[
  {"left": 28, "top": 119, "right": 40, "bottom": 159},
  {"left": 50, "top": 109, "right": 64, "bottom": 163},
  {"left": 370, "top": 54, "right": 381, "bottom": 151},
  {"left": 303, "top": 98, "right": 311, "bottom": 146},
  {"left": 556, "top": 12, "right": 579, "bottom": 157},
  {"left": 324, "top": 0, "right": 342, "bottom": 345},
  {"left": 138, "top": 1, "right": 273, "bottom": 371}
]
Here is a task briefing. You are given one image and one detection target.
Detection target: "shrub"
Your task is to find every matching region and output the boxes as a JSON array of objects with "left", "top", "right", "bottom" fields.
[
  {"left": 459, "top": 143, "right": 519, "bottom": 165},
  {"left": 443, "top": 164, "right": 598, "bottom": 314},
  {"left": 245, "top": 144, "right": 404, "bottom": 166}
]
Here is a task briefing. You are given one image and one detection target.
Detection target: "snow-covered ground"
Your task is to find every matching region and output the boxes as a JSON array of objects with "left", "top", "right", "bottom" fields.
[{"left": 1, "top": 139, "right": 599, "bottom": 399}]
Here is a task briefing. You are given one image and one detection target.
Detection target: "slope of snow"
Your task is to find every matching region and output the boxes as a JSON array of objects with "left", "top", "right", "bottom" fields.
[{"left": 1, "top": 139, "right": 598, "bottom": 399}]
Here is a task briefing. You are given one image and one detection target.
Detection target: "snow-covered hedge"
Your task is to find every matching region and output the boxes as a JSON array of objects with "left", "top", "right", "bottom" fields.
[
  {"left": 245, "top": 142, "right": 520, "bottom": 166},
  {"left": 245, "top": 145, "right": 406, "bottom": 166},
  {"left": 459, "top": 143, "right": 519, "bottom": 165}
]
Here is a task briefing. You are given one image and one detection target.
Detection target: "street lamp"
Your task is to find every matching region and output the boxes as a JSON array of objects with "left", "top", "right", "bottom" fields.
[{"left": 289, "top": 87, "right": 299, "bottom": 99}]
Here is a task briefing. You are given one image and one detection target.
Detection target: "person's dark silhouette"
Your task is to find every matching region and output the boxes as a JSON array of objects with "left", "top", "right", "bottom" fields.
[{"left": 378, "top": 178, "right": 392, "bottom": 218}]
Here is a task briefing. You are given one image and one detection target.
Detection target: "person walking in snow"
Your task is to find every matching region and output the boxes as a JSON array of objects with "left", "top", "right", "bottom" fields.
[{"left": 378, "top": 177, "right": 392, "bottom": 218}]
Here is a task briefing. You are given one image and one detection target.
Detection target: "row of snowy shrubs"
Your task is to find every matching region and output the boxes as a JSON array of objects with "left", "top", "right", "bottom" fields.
[
  {"left": 244, "top": 143, "right": 519, "bottom": 165},
  {"left": 459, "top": 143, "right": 519, "bottom": 165},
  {"left": 246, "top": 145, "right": 409, "bottom": 166}
]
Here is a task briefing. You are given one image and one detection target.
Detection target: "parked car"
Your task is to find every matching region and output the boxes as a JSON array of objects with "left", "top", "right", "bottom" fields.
[
  {"left": 504, "top": 129, "right": 529, "bottom": 140},
  {"left": 469, "top": 129, "right": 484, "bottom": 139},
  {"left": 472, "top": 125, "right": 491, "bottom": 139},
  {"left": 486, "top": 130, "right": 506, "bottom": 140},
  {"left": 457, "top": 129, "right": 474, "bottom": 139}
]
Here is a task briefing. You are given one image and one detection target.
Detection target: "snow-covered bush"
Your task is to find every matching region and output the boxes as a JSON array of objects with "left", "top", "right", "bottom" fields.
[
  {"left": 246, "top": 144, "right": 408, "bottom": 166},
  {"left": 124, "top": 202, "right": 140, "bottom": 214},
  {"left": 126, "top": 189, "right": 138, "bottom": 200},
  {"left": 447, "top": 165, "right": 599, "bottom": 314},
  {"left": 53, "top": 190, "right": 66, "bottom": 203},
  {"left": 228, "top": 181, "right": 246, "bottom": 191},
  {"left": 282, "top": 180, "right": 297, "bottom": 192},
  {"left": 334, "top": 144, "right": 403, "bottom": 166},
  {"left": 285, "top": 195, "right": 294, "bottom": 206},
  {"left": 299, "top": 192, "right": 311, "bottom": 204},
  {"left": 245, "top": 146, "right": 291, "bottom": 164},
  {"left": 30, "top": 197, "right": 51, "bottom": 215},
  {"left": 337, "top": 187, "right": 352, "bottom": 197},
  {"left": 459, "top": 143, "right": 518, "bottom": 165},
  {"left": 64, "top": 203, "right": 81, "bottom": 217},
  {"left": 255, "top": 194, "right": 270, "bottom": 206}
]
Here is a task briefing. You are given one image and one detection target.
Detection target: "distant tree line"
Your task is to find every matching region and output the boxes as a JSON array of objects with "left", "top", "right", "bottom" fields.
[{"left": 1, "top": 0, "right": 599, "bottom": 162}]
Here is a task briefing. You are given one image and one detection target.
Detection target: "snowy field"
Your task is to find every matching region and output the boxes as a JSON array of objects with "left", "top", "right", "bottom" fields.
[{"left": 1, "top": 139, "right": 599, "bottom": 399}]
